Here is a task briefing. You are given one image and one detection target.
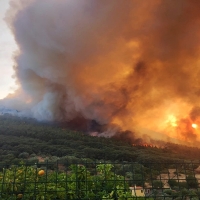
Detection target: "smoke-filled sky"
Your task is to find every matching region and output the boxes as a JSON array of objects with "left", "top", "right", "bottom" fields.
[
  {"left": 2, "top": 0, "right": 200, "bottom": 146},
  {"left": 0, "top": 0, "right": 17, "bottom": 99}
]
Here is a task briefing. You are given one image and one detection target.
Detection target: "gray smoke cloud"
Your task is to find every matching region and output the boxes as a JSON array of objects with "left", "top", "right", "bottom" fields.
[{"left": 2, "top": 0, "right": 200, "bottom": 145}]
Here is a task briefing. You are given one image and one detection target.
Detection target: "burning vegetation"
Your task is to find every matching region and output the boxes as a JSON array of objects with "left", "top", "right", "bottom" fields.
[{"left": 1, "top": 0, "right": 200, "bottom": 146}]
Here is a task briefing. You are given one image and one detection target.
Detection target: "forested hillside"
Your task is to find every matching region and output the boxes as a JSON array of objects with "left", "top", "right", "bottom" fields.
[{"left": 0, "top": 114, "right": 200, "bottom": 164}]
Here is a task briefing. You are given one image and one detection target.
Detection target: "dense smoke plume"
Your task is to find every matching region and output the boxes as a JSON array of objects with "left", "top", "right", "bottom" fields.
[{"left": 2, "top": 0, "right": 200, "bottom": 145}]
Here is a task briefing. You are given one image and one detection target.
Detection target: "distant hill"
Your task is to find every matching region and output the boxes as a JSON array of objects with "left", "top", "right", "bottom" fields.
[{"left": 0, "top": 114, "right": 200, "bottom": 164}]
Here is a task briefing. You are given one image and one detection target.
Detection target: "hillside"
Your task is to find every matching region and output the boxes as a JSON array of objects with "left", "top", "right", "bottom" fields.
[{"left": 0, "top": 114, "right": 200, "bottom": 164}]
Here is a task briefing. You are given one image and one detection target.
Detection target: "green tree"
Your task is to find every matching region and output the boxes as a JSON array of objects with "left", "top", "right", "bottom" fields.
[
  {"left": 168, "top": 179, "right": 178, "bottom": 188},
  {"left": 186, "top": 175, "right": 198, "bottom": 188},
  {"left": 152, "top": 180, "right": 163, "bottom": 188},
  {"left": 18, "top": 152, "right": 29, "bottom": 159}
]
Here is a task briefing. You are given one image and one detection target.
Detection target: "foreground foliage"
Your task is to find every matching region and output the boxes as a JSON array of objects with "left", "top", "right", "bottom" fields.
[
  {"left": 0, "top": 161, "right": 200, "bottom": 199},
  {"left": 0, "top": 163, "right": 136, "bottom": 200}
]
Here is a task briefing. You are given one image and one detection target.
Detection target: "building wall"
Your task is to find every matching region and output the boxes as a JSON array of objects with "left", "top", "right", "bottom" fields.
[{"left": 130, "top": 187, "right": 145, "bottom": 197}]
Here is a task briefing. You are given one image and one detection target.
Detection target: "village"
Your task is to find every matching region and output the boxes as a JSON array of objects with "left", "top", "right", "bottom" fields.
[{"left": 130, "top": 166, "right": 200, "bottom": 198}]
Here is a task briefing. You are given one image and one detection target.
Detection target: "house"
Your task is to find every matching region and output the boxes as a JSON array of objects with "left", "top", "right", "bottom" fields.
[
  {"left": 130, "top": 184, "right": 154, "bottom": 197},
  {"left": 130, "top": 185, "right": 145, "bottom": 197}
]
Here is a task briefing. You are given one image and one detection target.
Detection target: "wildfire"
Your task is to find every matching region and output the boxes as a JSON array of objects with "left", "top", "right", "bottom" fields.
[
  {"left": 4, "top": 0, "right": 200, "bottom": 148},
  {"left": 133, "top": 143, "right": 154, "bottom": 147}
]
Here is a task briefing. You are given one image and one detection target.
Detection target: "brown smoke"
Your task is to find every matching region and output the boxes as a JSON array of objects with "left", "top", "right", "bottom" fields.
[{"left": 3, "top": 0, "right": 200, "bottom": 146}]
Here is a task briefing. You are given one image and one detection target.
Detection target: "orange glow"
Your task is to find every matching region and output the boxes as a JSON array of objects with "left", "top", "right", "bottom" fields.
[
  {"left": 166, "top": 115, "right": 178, "bottom": 127},
  {"left": 133, "top": 143, "right": 153, "bottom": 147}
]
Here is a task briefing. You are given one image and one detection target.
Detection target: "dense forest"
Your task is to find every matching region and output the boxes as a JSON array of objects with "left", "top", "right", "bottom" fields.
[{"left": 0, "top": 114, "right": 200, "bottom": 164}]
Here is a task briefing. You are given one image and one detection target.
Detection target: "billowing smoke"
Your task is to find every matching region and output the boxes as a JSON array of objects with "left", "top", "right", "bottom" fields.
[{"left": 2, "top": 0, "right": 200, "bottom": 145}]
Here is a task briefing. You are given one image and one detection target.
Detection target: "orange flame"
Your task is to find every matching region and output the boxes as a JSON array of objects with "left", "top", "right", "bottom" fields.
[{"left": 192, "top": 123, "right": 198, "bottom": 129}]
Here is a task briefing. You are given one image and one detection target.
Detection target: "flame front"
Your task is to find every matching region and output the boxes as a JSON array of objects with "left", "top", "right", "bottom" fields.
[{"left": 192, "top": 124, "right": 198, "bottom": 129}]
